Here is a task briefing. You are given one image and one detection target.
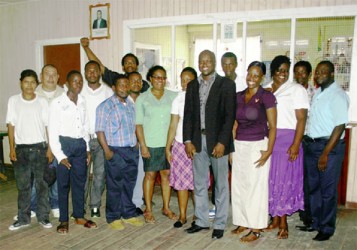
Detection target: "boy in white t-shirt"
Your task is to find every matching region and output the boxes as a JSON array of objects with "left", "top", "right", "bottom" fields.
[{"left": 6, "top": 69, "right": 52, "bottom": 231}]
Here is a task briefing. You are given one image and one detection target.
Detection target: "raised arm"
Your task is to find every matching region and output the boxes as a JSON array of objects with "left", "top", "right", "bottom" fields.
[{"left": 80, "top": 37, "right": 105, "bottom": 75}]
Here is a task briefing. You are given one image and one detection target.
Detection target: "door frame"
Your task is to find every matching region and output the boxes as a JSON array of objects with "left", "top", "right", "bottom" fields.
[{"left": 35, "top": 37, "right": 86, "bottom": 77}]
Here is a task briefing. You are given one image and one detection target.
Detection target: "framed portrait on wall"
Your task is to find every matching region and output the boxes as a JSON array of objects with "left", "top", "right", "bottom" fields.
[{"left": 90, "top": 3, "right": 110, "bottom": 40}]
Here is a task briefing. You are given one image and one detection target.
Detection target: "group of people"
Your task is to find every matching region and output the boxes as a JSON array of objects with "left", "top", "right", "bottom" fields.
[{"left": 7, "top": 37, "right": 349, "bottom": 243}]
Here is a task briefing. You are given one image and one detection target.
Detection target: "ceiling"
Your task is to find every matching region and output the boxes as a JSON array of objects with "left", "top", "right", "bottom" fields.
[{"left": 0, "top": 0, "right": 39, "bottom": 7}]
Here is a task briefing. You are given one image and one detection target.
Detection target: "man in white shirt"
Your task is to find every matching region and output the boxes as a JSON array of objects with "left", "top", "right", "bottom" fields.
[
  {"left": 221, "top": 52, "right": 246, "bottom": 92},
  {"left": 7, "top": 69, "right": 52, "bottom": 231},
  {"left": 49, "top": 70, "right": 97, "bottom": 234},
  {"left": 82, "top": 60, "right": 113, "bottom": 218}
]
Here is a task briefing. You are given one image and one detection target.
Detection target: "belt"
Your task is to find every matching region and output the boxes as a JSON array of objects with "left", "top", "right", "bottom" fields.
[
  {"left": 304, "top": 135, "right": 330, "bottom": 143},
  {"left": 16, "top": 142, "right": 46, "bottom": 149},
  {"left": 201, "top": 129, "right": 206, "bottom": 135}
]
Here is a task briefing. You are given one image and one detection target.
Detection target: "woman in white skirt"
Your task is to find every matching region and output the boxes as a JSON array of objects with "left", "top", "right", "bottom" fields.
[{"left": 231, "top": 61, "right": 277, "bottom": 242}]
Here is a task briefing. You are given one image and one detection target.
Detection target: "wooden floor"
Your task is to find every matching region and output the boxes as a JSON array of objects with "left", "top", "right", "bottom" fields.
[{"left": 1, "top": 168, "right": 357, "bottom": 250}]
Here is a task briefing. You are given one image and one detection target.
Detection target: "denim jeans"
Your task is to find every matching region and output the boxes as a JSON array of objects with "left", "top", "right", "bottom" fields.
[
  {"left": 105, "top": 146, "right": 138, "bottom": 223},
  {"left": 13, "top": 142, "right": 49, "bottom": 223},
  {"left": 57, "top": 137, "right": 87, "bottom": 222},
  {"left": 30, "top": 159, "right": 59, "bottom": 211},
  {"left": 85, "top": 138, "right": 105, "bottom": 209}
]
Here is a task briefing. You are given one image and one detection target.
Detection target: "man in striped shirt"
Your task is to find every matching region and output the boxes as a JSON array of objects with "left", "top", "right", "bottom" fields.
[{"left": 96, "top": 74, "right": 144, "bottom": 230}]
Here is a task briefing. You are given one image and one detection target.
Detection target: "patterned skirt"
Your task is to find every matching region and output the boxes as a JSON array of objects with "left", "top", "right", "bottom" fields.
[
  {"left": 169, "top": 140, "right": 194, "bottom": 190},
  {"left": 268, "top": 128, "right": 304, "bottom": 216}
]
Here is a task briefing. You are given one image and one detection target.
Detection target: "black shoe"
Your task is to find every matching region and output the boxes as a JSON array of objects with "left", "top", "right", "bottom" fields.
[
  {"left": 313, "top": 232, "right": 332, "bottom": 241},
  {"left": 296, "top": 225, "right": 315, "bottom": 232},
  {"left": 91, "top": 208, "right": 100, "bottom": 218},
  {"left": 185, "top": 224, "right": 209, "bottom": 234},
  {"left": 174, "top": 220, "right": 187, "bottom": 228},
  {"left": 136, "top": 207, "right": 144, "bottom": 215},
  {"left": 212, "top": 229, "right": 224, "bottom": 239}
]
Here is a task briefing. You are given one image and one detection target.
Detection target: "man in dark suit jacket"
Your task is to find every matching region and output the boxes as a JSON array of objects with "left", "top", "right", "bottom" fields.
[
  {"left": 92, "top": 10, "right": 107, "bottom": 29},
  {"left": 183, "top": 50, "right": 236, "bottom": 239}
]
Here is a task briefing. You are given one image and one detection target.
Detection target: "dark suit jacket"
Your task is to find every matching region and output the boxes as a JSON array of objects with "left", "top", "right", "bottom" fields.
[
  {"left": 183, "top": 74, "right": 236, "bottom": 155},
  {"left": 92, "top": 19, "right": 107, "bottom": 29}
]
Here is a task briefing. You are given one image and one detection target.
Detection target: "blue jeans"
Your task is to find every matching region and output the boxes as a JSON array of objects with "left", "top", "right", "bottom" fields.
[
  {"left": 57, "top": 137, "right": 87, "bottom": 222},
  {"left": 105, "top": 146, "right": 138, "bottom": 223},
  {"left": 305, "top": 139, "right": 345, "bottom": 235},
  {"left": 13, "top": 142, "right": 49, "bottom": 223},
  {"left": 85, "top": 138, "right": 106, "bottom": 209}
]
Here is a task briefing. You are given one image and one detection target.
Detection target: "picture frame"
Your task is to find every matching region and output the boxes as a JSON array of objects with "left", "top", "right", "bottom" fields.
[
  {"left": 221, "top": 22, "right": 237, "bottom": 43},
  {"left": 90, "top": 3, "right": 110, "bottom": 40}
]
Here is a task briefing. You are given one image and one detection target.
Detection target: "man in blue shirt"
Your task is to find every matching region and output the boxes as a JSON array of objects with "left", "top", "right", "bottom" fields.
[
  {"left": 304, "top": 60, "right": 349, "bottom": 241},
  {"left": 96, "top": 74, "right": 144, "bottom": 230}
]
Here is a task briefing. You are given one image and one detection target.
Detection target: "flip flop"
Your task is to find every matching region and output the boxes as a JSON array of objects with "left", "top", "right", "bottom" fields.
[
  {"left": 144, "top": 211, "right": 156, "bottom": 224},
  {"left": 75, "top": 218, "right": 97, "bottom": 229},
  {"left": 231, "top": 226, "right": 247, "bottom": 235},
  {"left": 277, "top": 228, "right": 289, "bottom": 239},
  {"left": 161, "top": 209, "right": 177, "bottom": 220},
  {"left": 57, "top": 222, "right": 69, "bottom": 235},
  {"left": 240, "top": 231, "right": 261, "bottom": 243}
]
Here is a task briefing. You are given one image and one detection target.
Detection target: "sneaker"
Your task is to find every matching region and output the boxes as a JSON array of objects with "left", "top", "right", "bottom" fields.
[
  {"left": 9, "top": 221, "right": 30, "bottom": 231},
  {"left": 122, "top": 217, "right": 144, "bottom": 227},
  {"left": 39, "top": 219, "right": 53, "bottom": 229},
  {"left": 91, "top": 208, "right": 100, "bottom": 218},
  {"left": 52, "top": 208, "right": 60, "bottom": 218},
  {"left": 13, "top": 211, "right": 36, "bottom": 221},
  {"left": 109, "top": 220, "right": 125, "bottom": 230},
  {"left": 209, "top": 205, "right": 216, "bottom": 219}
]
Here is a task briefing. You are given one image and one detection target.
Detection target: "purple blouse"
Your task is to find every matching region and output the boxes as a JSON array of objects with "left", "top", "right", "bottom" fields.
[{"left": 235, "top": 87, "right": 277, "bottom": 141}]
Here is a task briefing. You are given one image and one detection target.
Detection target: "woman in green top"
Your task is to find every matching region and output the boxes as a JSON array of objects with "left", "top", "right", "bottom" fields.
[{"left": 136, "top": 65, "right": 178, "bottom": 223}]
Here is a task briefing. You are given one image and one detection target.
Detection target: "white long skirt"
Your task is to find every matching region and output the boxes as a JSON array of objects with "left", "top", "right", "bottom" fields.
[{"left": 231, "top": 138, "right": 270, "bottom": 229}]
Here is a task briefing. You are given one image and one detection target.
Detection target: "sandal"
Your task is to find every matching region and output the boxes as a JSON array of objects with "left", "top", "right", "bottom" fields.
[
  {"left": 161, "top": 209, "right": 178, "bottom": 220},
  {"left": 277, "top": 228, "right": 289, "bottom": 239},
  {"left": 144, "top": 211, "right": 156, "bottom": 224},
  {"left": 231, "top": 226, "right": 247, "bottom": 235},
  {"left": 240, "top": 231, "right": 261, "bottom": 243},
  {"left": 75, "top": 218, "right": 97, "bottom": 229},
  {"left": 173, "top": 219, "right": 187, "bottom": 228},
  {"left": 57, "top": 222, "right": 69, "bottom": 235},
  {"left": 266, "top": 223, "right": 279, "bottom": 231}
]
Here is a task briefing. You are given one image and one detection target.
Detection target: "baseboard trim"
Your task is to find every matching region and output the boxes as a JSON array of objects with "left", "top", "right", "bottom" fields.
[{"left": 345, "top": 201, "right": 357, "bottom": 209}]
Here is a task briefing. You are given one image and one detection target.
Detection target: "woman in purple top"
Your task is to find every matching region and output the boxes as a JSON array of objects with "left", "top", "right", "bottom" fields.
[{"left": 231, "top": 61, "right": 277, "bottom": 242}]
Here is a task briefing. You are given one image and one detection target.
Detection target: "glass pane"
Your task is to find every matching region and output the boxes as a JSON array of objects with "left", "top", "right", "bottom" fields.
[
  {"left": 247, "top": 19, "right": 291, "bottom": 84},
  {"left": 174, "top": 25, "right": 191, "bottom": 90},
  {"left": 133, "top": 27, "right": 172, "bottom": 87},
  {"left": 296, "top": 17, "right": 354, "bottom": 91}
]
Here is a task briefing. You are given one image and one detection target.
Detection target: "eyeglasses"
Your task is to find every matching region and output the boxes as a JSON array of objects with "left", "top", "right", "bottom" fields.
[{"left": 151, "top": 75, "right": 167, "bottom": 81}]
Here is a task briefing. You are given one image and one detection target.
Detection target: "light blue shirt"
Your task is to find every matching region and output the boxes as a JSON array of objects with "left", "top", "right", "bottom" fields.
[
  {"left": 95, "top": 94, "right": 137, "bottom": 147},
  {"left": 307, "top": 82, "right": 349, "bottom": 139}
]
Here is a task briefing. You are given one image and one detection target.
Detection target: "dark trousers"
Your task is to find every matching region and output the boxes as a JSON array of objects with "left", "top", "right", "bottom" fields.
[
  {"left": 57, "top": 136, "right": 87, "bottom": 222},
  {"left": 299, "top": 137, "right": 313, "bottom": 225},
  {"left": 13, "top": 143, "right": 49, "bottom": 223},
  {"left": 305, "top": 139, "right": 345, "bottom": 235},
  {"left": 105, "top": 146, "right": 139, "bottom": 223}
]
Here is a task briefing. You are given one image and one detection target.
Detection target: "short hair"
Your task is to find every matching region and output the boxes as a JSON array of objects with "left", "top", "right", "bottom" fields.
[
  {"left": 247, "top": 61, "right": 266, "bottom": 75},
  {"left": 181, "top": 67, "right": 198, "bottom": 79},
  {"left": 113, "top": 74, "right": 129, "bottom": 86},
  {"left": 127, "top": 71, "right": 142, "bottom": 78},
  {"left": 121, "top": 53, "right": 139, "bottom": 66},
  {"left": 20, "top": 69, "right": 39, "bottom": 83},
  {"left": 97, "top": 10, "right": 102, "bottom": 14},
  {"left": 85, "top": 60, "right": 101, "bottom": 71},
  {"left": 41, "top": 64, "right": 57, "bottom": 74},
  {"left": 317, "top": 60, "right": 335, "bottom": 73},
  {"left": 270, "top": 55, "right": 291, "bottom": 74},
  {"left": 146, "top": 65, "right": 166, "bottom": 81},
  {"left": 221, "top": 52, "right": 237, "bottom": 64},
  {"left": 294, "top": 60, "right": 312, "bottom": 75},
  {"left": 66, "top": 70, "right": 82, "bottom": 82}
]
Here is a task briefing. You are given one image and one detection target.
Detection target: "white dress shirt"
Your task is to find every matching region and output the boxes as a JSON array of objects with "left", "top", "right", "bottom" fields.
[{"left": 48, "top": 92, "right": 90, "bottom": 162}]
